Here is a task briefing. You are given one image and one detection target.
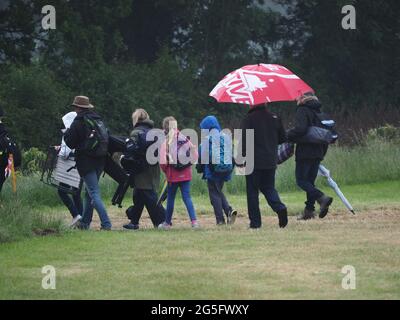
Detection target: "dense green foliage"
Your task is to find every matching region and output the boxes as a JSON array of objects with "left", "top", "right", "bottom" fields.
[{"left": 0, "top": 0, "right": 399, "bottom": 149}]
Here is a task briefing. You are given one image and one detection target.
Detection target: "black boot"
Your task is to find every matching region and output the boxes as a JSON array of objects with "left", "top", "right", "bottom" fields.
[
  {"left": 297, "top": 208, "right": 315, "bottom": 221},
  {"left": 276, "top": 209, "right": 288, "bottom": 229},
  {"left": 317, "top": 195, "right": 333, "bottom": 219}
]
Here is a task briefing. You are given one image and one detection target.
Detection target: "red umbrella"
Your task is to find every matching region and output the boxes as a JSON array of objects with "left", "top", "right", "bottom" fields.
[{"left": 210, "top": 64, "right": 314, "bottom": 106}]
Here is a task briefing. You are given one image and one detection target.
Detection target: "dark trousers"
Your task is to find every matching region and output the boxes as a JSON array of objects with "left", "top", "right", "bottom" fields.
[
  {"left": 295, "top": 159, "right": 324, "bottom": 211},
  {"left": 246, "top": 169, "right": 287, "bottom": 229},
  {"left": 58, "top": 183, "right": 83, "bottom": 218},
  {"left": 127, "top": 189, "right": 165, "bottom": 227},
  {"left": 207, "top": 180, "right": 232, "bottom": 224}
]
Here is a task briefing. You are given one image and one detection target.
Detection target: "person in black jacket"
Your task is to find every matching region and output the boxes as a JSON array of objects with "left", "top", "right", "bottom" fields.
[
  {"left": 238, "top": 104, "right": 288, "bottom": 229},
  {"left": 64, "top": 96, "right": 112, "bottom": 230},
  {"left": 0, "top": 106, "right": 8, "bottom": 193},
  {"left": 287, "top": 92, "right": 333, "bottom": 220}
]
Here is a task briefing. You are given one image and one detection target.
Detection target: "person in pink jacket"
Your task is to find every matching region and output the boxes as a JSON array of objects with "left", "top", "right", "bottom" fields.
[{"left": 159, "top": 116, "right": 199, "bottom": 229}]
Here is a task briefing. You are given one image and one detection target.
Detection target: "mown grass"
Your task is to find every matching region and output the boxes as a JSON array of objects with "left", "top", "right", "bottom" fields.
[
  {"left": 0, "top": 139, "right": 399, "bottom": 243},
  {"left": 0, "top": 203, "right": 399, "bottom": 300},
  {"left": 0, "top": 176, "right": 399, "bottom": 299}
]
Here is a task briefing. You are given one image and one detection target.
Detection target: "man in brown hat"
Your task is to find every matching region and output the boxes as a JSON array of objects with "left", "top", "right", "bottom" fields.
[{"left": 64, "top": 96, "right": 112, "bottom": 230}]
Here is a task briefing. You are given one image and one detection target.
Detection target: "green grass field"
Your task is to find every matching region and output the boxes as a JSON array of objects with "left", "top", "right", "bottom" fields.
[{"left": 0, "top": 180, "right": 399, "bottom": 300}]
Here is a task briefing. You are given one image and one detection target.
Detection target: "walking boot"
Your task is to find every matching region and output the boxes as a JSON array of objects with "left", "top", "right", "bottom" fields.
[
  {"left": 317, "top": 195, "right": 333, "bottom": 219},
  {"left": 276, "top": 209, "right": 288, "bottom": 229},
  {"left": 297, "top": 208, "right": 316, "bottom": 221}
]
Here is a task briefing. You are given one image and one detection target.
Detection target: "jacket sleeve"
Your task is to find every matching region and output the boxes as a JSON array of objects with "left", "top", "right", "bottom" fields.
[
  {"left": 277, "top": 118, "right": 287, "bottom": 145},
  {"left": 64, "top": 121, "right": 80, "bottom": 150},
  {"left": 235, "top": 118, "right": 248, "bottom": 166},
  {"left": 59, "top": 138, "right": 73, "bottom": 159},
  {"left": 287, "top": 107, "right": 309, "bottom": 142}
]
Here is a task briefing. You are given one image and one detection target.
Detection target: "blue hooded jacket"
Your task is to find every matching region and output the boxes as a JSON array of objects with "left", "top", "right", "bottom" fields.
[{"left": 199, "top": 116, "right": 232, "bottom": 182}]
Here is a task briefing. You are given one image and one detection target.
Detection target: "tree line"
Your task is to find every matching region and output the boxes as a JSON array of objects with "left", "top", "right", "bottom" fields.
[{"left": 0, "top": 0, "right": 399, "bottom": 149}]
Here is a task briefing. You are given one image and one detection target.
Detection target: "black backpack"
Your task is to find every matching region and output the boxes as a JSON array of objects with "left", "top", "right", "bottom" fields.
[
  {"left": 0, "top": 132, "right": 22, "bottom": 168},
  {"left": 120, "top": 125, "right": 154, "bottom": 175},
  {"left": 83, "top": 115, "right": 109, "bottom": 157},
  {"left": 298, "top": 111, "right": 338, "bottom": 145}
]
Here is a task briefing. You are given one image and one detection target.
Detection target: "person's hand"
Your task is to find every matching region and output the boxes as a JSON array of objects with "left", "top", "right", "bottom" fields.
[{"left": 54, "top": 146, "right": 61, "bottom": 151}]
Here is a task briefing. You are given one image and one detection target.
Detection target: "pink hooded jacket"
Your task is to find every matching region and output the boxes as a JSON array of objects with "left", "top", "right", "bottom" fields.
[{"left": 160, "top": 129, "right": 198, "bottom": 183}]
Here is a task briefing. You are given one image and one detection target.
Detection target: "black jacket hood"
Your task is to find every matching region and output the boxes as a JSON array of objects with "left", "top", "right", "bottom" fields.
[
  {"left": 134, "top": 119, "right": 154, "bottom": 130},
  {"left": 301, "top": 100, "right": 322, "bottom": 112}
]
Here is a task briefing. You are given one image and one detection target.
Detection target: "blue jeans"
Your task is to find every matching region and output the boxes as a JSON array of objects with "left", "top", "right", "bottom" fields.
[
  {"left": 80, "top": 168, "right": 112, "bottom": 229},
  {"left": 246, "top": 169, "right": 287, "bottom": 228},
  {"left": 58, "top": 183, "right": 83, "bottom": 218},
  {"left": 165, "top": 181, "right": 197, "bottom": 225},
  {"left": 295, "top": 159, "right": 324, "bottom": 211}
]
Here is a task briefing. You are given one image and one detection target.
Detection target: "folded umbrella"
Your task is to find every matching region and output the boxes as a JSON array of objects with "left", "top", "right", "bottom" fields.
[
  {"left": 210, "top": 64, "right": 314, "bottom": 106},
  {"left": 157, "top": 179, "right": 168, "bottom": 208},
  {"left": 318, "top": 165, "right": 355, "bottom": 215}
]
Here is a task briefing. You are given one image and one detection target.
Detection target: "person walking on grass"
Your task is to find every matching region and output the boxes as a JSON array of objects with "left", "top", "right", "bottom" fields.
[
  {"left": 123, "top": 109, "right": 166, "bottom": 231},
  {"left": 159, "top": 117, "right": 199, "bottom": 230},
  {"left": 64, "top": 96, "right": 112, "bottom": 231},
  {"left": 197, "top": 116, "right": 237, "bottom": 226},
  {"left": 238, "top": 102, "right": 288, "bottom": 230},
  {"left": 55, "top": 111, "right": 83, "bottom": 227},
  {"left": 287, "top": 92, "right": 333, "bottom": 220},
  {"left": 0, "top": 105, "right": 21, "bottom": 194},
  {"left": 0, "top": 106, "right": 8, "bottom": 194}
]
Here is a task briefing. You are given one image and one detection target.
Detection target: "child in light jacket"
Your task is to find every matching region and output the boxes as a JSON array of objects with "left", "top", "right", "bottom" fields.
[
  {"left": 57, "top": 112, "right": 83, "bottom": 227},
  {"left": 159, "top": 117, "right": 199, "bottom": 229}
]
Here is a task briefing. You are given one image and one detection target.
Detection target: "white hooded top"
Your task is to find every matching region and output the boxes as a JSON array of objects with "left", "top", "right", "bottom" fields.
[{"left": 59, "top": 112, "right": 77, "bottom": 159}]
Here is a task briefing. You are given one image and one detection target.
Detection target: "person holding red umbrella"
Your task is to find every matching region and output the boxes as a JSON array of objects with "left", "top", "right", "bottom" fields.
[
  {"left": 237, "top": 102, "right": 288, "bottom": 229},
  {"left": 210, "top": 63, "right": 317, "bottom": 229}
]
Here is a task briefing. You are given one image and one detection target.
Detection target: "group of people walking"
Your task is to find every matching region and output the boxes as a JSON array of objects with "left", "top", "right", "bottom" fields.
[{"left": 1, "top": 91, "right": 335, "bottom": 231}]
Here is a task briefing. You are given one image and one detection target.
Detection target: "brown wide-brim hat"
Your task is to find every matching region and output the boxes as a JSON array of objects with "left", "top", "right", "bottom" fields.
[{"left": 71, "top": 96, "right": 94, "bottom": 109}]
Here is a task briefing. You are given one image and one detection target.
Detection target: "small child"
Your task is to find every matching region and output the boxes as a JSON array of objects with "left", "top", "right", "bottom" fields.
[
  {"left": 159, "top": 117, "right": 199, "bottom": 229},
  {"left": 197, "top": 116, "right": 237, "bottom": 225},
  {"left": 56, "top": 112, "right": 83, "bottom": 227}
]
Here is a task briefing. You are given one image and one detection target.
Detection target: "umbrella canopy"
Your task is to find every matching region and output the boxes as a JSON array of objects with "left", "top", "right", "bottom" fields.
[
  {"left": 318, "top": 165, "right": 355, "bottom": 215},
  {"left": 210, "top": 64, "right": 314, "bottom": 106}
]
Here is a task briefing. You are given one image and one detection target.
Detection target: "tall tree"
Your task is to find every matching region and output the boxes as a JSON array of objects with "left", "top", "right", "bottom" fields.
[
  {"left": 275, "top": 0, "right": 400, "bottom": 107},
  {"left": 0, "top": 0, "right": 37, "bottom": 64}
]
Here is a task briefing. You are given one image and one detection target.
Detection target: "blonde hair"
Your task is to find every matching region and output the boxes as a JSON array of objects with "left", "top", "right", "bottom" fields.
[
  {"left": 132, "top": 109, "right": 149, "bottom": 127},
  {"left": 162, "top": 116, "right": 177, "bottom": 133},
  {"left": 296, "top": 92, "right": 319, "bottom": 106}
]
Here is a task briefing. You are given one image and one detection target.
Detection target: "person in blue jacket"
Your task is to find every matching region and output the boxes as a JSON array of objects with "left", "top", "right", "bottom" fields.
[{"left": 198, "top": 116, "right": 237, "bottom": 225}]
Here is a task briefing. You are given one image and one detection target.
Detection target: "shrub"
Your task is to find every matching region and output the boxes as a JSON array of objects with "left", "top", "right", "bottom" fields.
[
  {"left": 21, "top": 147, "right": 47, "bottom": 175},
  {"left": 366, "top": 125, "right": 400, "bottom": 144}
]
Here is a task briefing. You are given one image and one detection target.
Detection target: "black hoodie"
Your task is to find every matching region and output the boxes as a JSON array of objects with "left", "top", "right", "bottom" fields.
[
  {"left": 64, "top": 110, "right": 107, "bottom": 177},
  {"left": 0, "top": 122, "right": 8, "bottom": 168},
  {"left": 287, "top": 100, "right": 328, "bottom": 161},
  {"left": 239, "top": 106, "right": 287, "bottom": 170}
]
